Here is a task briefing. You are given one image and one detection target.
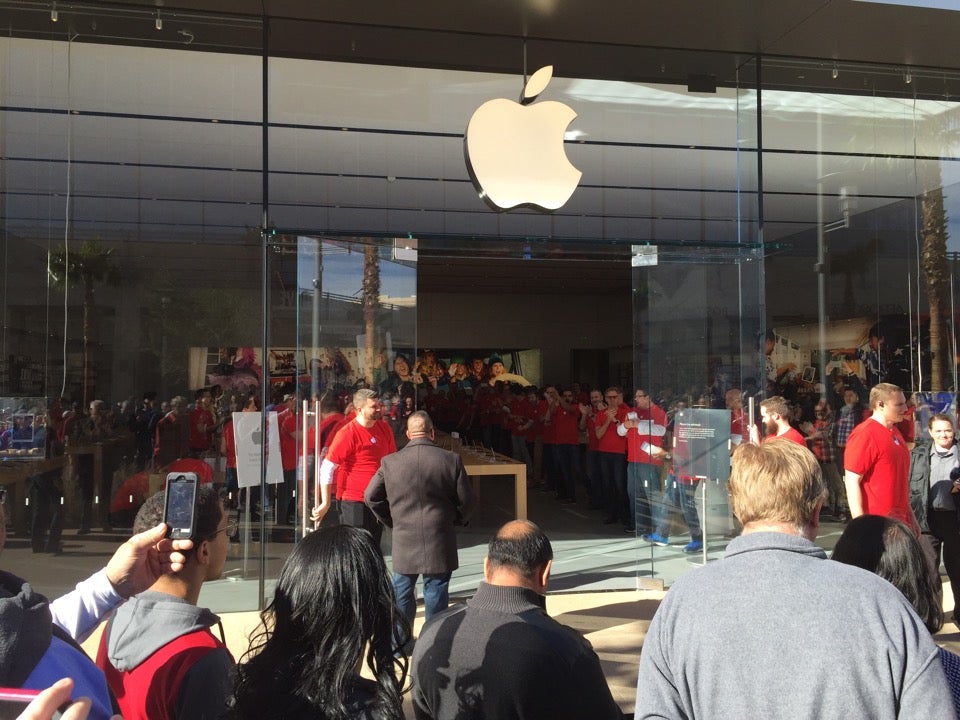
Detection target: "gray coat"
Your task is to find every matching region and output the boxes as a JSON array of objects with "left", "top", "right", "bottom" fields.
[{"left": 364, "top": 437, "right": 474, "bottom": 574}]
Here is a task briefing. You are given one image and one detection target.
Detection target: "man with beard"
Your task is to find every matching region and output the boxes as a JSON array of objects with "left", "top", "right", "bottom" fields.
[
  {"left": 751, "top": 396, "right": 805, "bottom": 445},
  {"left": 316, "top": 388, "right": 396, "bottom": 544}
]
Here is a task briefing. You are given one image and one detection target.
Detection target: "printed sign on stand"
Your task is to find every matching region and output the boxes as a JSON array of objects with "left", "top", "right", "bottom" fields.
[{"left": 233, "top": 411, "right": 283, "bottom": 489}]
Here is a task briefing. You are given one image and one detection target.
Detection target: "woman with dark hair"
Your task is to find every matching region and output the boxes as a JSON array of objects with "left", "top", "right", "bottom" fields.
[
  {"left": 833, "top": 515, "right": 960, "bottom": 714},
  {"left": 228, "top": 526, "right": 408, "bottom": 720}
]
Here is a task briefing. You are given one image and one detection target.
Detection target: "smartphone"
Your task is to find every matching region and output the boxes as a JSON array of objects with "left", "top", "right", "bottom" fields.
[
  {"left": 0, "top": 687, "right": 64, "bottom": 720},
  {"left": 163, "top": 472, "right": 199, "bottom": 540}
]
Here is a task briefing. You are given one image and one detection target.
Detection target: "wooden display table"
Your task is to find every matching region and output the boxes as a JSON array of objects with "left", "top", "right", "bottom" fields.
[
  {"left": 0, "top": 455, "right": 68, "bottom": 535},
  {"left": 450, "top": 443, "right": 527, "bottom": 520}
]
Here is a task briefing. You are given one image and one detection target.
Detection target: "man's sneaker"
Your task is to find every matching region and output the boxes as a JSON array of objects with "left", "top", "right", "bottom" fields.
[
  {"left": 643, "top": 532, "right": 670, "bottom": 547},
  {"left": 683, "top": 540, "right": 704, "bottom": 554}
]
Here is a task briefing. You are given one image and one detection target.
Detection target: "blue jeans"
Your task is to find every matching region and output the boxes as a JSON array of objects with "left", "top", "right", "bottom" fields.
[
  {"left": 627, "top": 462, "right": 658, "bottom": 533},
  {"left": 392, "top": 572, "right": 452, "bottom": 630},
  {"left": 585, "top": 449, "right": 602, "bottom": 504},
  {"left": 654, "top": 474, "right": 702, "bottom": 540},
  {"left": 598, "top": 451, "right": 627, "bottom": 522},
  {"left": 555, "top": 443, "right": 579, "bottom": 500}
]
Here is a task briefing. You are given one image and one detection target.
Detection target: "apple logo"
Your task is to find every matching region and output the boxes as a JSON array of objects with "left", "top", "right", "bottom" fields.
[
  {"left": 251, "top": 427, "right": 263, "bottom": 445},
  {"left": 465, "top": 66, "right": 582, "bottom": 211}
]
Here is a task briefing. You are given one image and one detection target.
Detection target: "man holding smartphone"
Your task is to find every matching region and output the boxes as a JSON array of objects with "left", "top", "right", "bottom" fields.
[
  {"left": 96, "top": 486, "right": 235, "bottom": 720},
  {"left": 0, "top": 486, "right": 194, "bottom": 720}
]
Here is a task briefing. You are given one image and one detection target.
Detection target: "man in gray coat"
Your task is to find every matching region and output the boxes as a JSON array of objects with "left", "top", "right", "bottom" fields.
[{"left": 365, "top": 410, "right": 474, "bottom": 631}]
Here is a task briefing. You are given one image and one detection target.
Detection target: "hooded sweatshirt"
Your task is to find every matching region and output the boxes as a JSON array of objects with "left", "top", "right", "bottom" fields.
[
  {"left": 0, "top": 570, "right": 115, "bottom": 719},
  {"left": 96, "top": 589, "right": 234, "bottom": 720}
]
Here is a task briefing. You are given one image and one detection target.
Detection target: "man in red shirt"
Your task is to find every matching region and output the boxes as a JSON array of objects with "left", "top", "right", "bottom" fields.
[
  {"left": 596, "top": 387, "right": 630, "bottom": 526},
  {"left": 276, "top": 393, "right": 299, "bottom": 525},
  {"left": 315, "top": 388, "right": 396, "bottom": 544},
  {"left": 189, "top": 388, "right": 214, "bottom": 457},
  {"left": 620, "top": 389, "right": 668, "bottom": 534},
  {"left": 844, "top": 382, "right": 916, "bottom": 532},
  {"left": 579, "top": 389, "right": 605, "bottom": 510},
  {"left": 547, "top": 387, "right": 581, "bottom": 504},
  {"left": 752, "top": 396, "right": 805, "bottom": 446}
]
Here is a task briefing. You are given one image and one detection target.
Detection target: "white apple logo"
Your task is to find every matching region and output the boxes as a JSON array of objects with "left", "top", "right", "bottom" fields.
[{"left": 465, "top": 66, "right": 582, "bottom": 211}]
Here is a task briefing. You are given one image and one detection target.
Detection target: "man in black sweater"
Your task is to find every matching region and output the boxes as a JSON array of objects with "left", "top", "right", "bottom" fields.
[{"left": 411, "top": 519, "right": 624, "bottom": 720}]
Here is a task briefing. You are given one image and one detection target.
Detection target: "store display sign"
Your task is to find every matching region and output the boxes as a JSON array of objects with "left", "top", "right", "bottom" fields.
[
  {"left": 233, "top": 411, "right": 283, "bottom": 489},
  {"left": 672, "top": 408, "right": 732, "bottom": 481}
]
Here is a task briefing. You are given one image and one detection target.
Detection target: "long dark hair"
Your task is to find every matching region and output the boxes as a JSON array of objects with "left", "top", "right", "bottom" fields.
[
  {"left": 832, "top": 514, "right": 943, "bottom": 633},
  {"left": 228, "top": 526, "right": 408, "bottom": 720}
]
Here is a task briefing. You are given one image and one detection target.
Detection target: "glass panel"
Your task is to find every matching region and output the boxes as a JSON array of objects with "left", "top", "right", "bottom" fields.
[
  {"left": 759, "top": 59, "right": 960, "bottom": 556},
  {"left": 0, "top": 11, "right": 264, "bottom": 612},
  {"left": 253, "top": 234, "right": 416, "bottom": 596},
  {"left": 630, "top": 58, "right": 763, "bottom": 585}
]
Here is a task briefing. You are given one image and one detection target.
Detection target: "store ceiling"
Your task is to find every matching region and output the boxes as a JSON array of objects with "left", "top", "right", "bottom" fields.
[{"left": 3, "top": 0, "right": 960, "bottom": 297}]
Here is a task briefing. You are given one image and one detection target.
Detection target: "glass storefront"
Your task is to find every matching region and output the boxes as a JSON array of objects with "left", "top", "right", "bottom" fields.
[{"left": 3, "top": 4, "right": 960, "bottom": 607}]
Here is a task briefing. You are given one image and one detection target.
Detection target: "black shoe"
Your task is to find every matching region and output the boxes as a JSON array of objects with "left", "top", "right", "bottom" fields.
[{"left": 624, "top": 525, "right": 636, "bottom": 533}]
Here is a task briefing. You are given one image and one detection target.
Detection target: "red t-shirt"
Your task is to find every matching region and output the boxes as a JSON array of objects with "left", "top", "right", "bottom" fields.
[
  {"left": 277, "top": 407, "right": 298, "bottom": 471},
  {"left": 625, "top": 404, "right": 668, "bottom": 464},
  {"left": 539, "top": 400, "right": 558, "bottom": 444},
  {"left": 597, "top": 405, "right": 629, "bottom": 454},
  {"left": 585, "top": 410, "right": 601, "bottom": 451},
  {"left": 763, "top": 426, "right": 806, "bottom": 446},
  {"left": 844, "top": 418, "right": 912, "bottom": 526},
  {"left": 189, "top": 407, "right": 213, "bottom": 451},
  {"left": 223, "top": 419, "right": 237, "bottom": 469},
  {"left": 325, "top": 419, "right": 396, "bottom": 501},
  {"left": 553, "top": 404, "right": 580, "bottom": 445}
]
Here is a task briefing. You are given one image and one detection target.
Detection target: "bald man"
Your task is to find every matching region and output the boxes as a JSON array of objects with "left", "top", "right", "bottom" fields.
[
  {"left": 365, "top": 410, "right": 474, "bottom": 631},
  {"left": 411, "top": 520, "right": 623, "bottom": 720}
]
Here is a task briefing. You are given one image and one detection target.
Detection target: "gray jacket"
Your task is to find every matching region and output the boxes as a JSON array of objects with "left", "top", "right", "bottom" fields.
[
  {"left": 636, "top": 532, "right": 953, "bottom": 720},
  {"left": 365, "top": 437, "right": 474, "bottom": 574}
]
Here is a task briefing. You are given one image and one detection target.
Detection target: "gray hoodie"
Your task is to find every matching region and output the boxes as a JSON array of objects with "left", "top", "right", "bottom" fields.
[{"left": 99, "top": 590, "right": 234, "bottom": 719}]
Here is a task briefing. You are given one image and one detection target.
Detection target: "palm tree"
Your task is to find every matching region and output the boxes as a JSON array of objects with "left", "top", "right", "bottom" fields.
[
  {"left": 362, "top": 243, "right": 381, "bottom": 386},
  {"left": 48, "top": 238, "right": 121, "bottom": 406}
]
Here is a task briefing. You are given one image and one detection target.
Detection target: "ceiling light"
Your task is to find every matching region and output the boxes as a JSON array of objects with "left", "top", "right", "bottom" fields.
[
  {"left": 155, "top": 11, "right": 162, "bottom": 30},
  {"left": 50, "top": 2, "right": 57, "bottom": 21},
  {"left": 832, "top": 64, "right": 838, "bottom": 80},
  {"left": 905, "top": 70, "right": 912, "bottom": 84}
]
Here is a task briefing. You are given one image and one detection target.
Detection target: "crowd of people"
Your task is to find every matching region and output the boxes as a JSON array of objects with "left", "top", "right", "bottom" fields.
[
  {"left": 8, "top": 363, "right": 960, "bottom": 718},
  {"left": 9, "top": 411, "right": 960, "bottom": 719}
]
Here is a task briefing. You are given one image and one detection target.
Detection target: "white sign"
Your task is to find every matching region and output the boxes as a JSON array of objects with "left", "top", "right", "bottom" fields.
[
  {"left": 233, "top": 411, "right": 283, "bottom": 489},
  {"left": 465, "top": 66, "right": 582, "bottom": 211}
]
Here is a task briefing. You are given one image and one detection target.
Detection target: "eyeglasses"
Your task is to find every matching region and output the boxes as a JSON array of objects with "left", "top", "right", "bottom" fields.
[{"left": 209, "top": 520, "right": 238, "bottom": 539}]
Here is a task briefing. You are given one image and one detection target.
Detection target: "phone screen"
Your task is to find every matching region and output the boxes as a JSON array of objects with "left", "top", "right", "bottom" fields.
[{"left": 164, "top": 473, "right": 199, "bottom": 540}]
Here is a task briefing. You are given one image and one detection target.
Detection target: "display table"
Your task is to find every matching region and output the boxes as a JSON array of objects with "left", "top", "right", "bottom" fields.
[
  {"left": 446, "top": 442, "right": 528, "bottom": 520},
  {"left": 0, "top": 456, "right": 68, "bottom": 535}
]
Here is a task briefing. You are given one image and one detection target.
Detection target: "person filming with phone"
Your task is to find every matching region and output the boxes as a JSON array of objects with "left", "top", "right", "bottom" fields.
[
  {"left": 909, "top": 413, "right": 960, "bottom": 620},
  {"left": 95, "top": 484, "right": 235, "bottom": 720},
  {"left": 0, "top": 485, "right": 194, "bottom": 720}
]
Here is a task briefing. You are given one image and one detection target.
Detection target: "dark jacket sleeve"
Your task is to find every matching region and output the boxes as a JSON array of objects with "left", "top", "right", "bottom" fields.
[
  {"left": 364, "top": 466, "right": 393, "bottom": 527},
  {"left": 908, "top": 443, "right": 931, "bottom": 533},
  {"left": 454, "top": 456, "right": 475, "bottom": 525},
  {"left": 176, "top": 647, "right": 234, "bottom": 720}
]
